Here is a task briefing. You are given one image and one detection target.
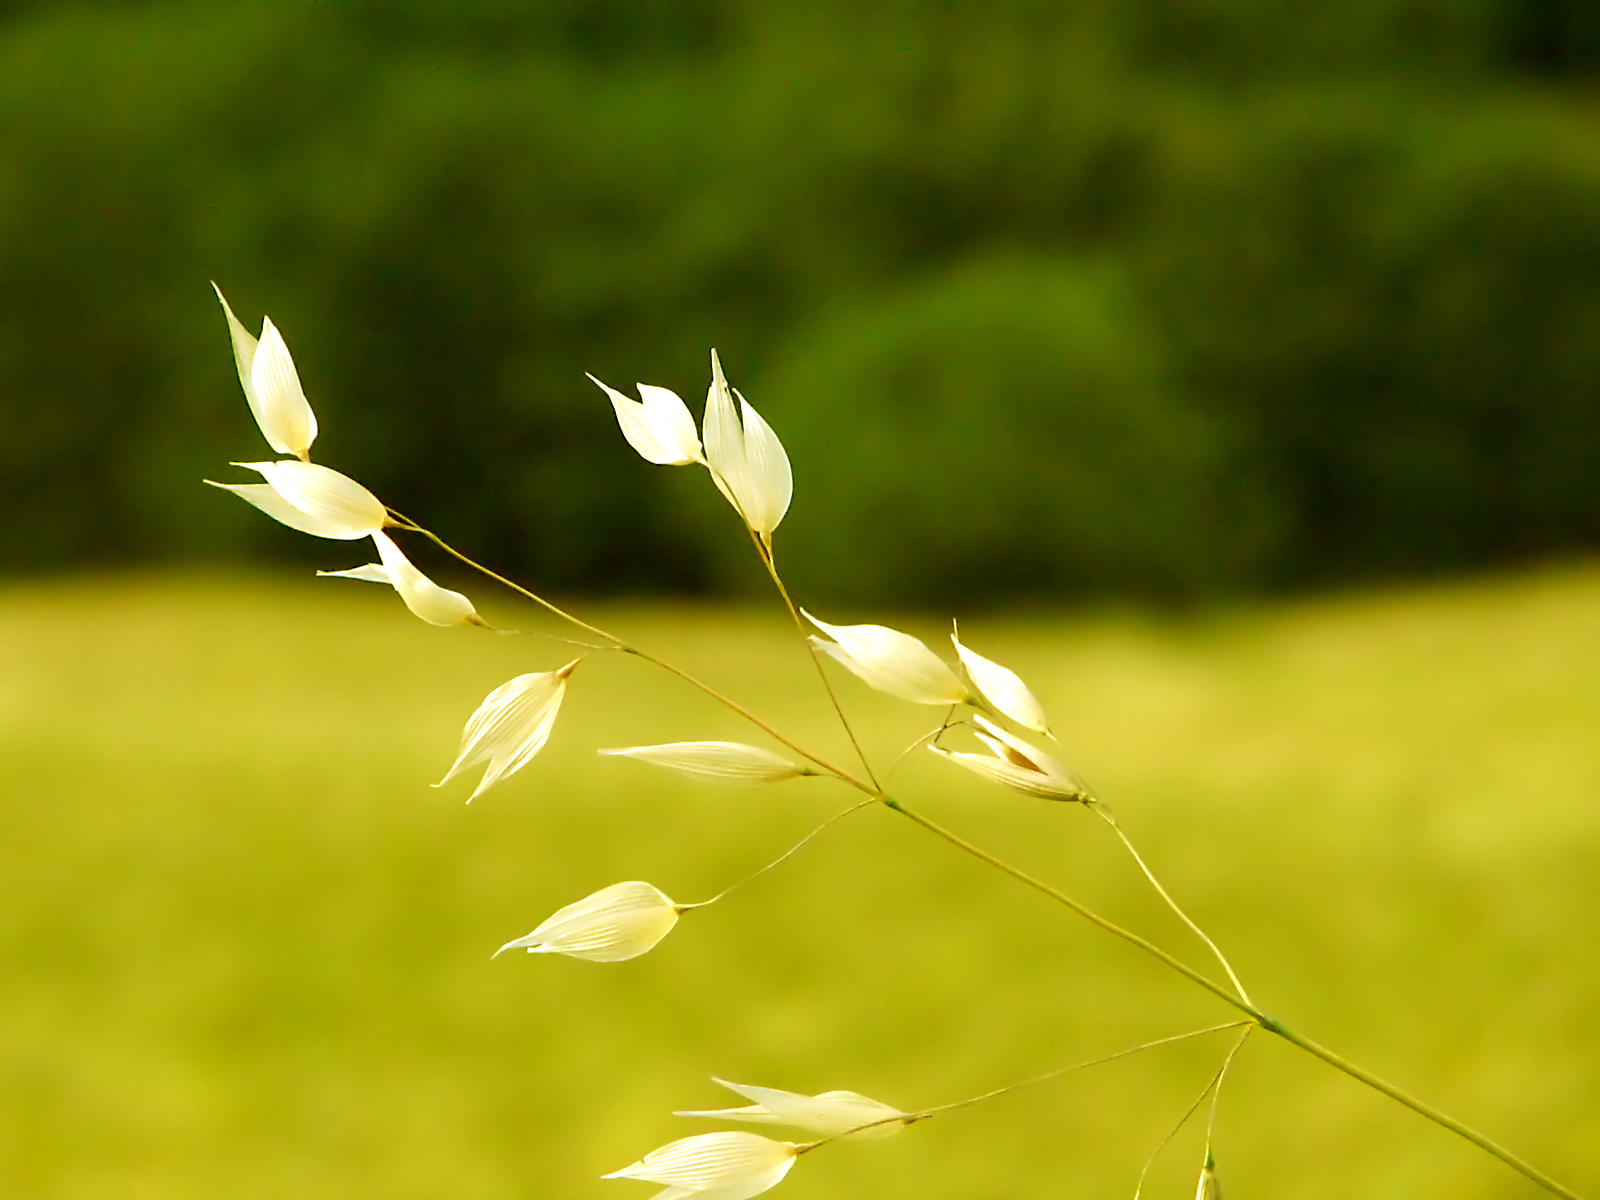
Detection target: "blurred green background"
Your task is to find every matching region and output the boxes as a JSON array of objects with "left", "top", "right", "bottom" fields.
[
  {"left": 3, "top": 3, "right": 1598, "bottom": 1197},
  {"left": 0, "top": 0, "right": 1597, "bottom": 603}
]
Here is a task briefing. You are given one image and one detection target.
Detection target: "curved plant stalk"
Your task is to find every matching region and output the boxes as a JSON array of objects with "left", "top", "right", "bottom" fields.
[
  {"left": 909, "top": 1021, "right": 1252, "bottom": 1128},
  {"left": 688, "top": 798, "right": 880, "bottom": 908},
  {"left": 386, "top": 509, "right": 616, "bottom": 645},
  {"left": 1087, "top": 799, "right": 1252, "bottom": 1005},
  {"left": 749, "top": 527, "right": 882, "bottom": 791},
  {"left": 798, "top": 1021, "right": 1253, "bottom": 1151},
  {"left": 882, "top": 712, "right": 961, "bottom": 785},
  {"left": 1132, "top": 1026, "right": 1252, "bottom": 1199},
  {"left": 882, "top": 797, "right": 1584, "bottom": 1200}
]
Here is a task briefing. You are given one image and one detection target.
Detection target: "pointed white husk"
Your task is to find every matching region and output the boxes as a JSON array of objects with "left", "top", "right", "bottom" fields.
[
  {"left": 213, "top": 284, "right": 317, "bottom": 460},
  {"left": 733, "top": 390, "right": 791, "bottom": 535},
  {"left": 599, "top": 742, "right": 805, "bottom": 785},
  {"left": 803, "top": 610, "right": 967, "bottom": 705},
  {"left": 435, "top": 662, "right": 577, "bottom": 801},
  {"left": 319, "top": 530, "right": 482, "bottom": 627},
  {"left": 318, "top": 562, "right": 391, "bottom": 585},
  {"left": 605, "top": 1132, "right": 797, "bottom": 1200},
  {"left": 227, "top": 460, "right": 387, "bottom": 539},
  {"left": 702, "top": 350, "right": 792, "bottom": 540},
  {"left": 929, "top": 715, "right": 1088, "bottom": 801},
  {"left": 676, "top": 1079, "right": 907, "bottom": 1139},
  {"left": 204, "top": 481, "right": 364, "bottom": 539},
  {"left": 496, "top": 881, "right": 682, "bottom": 962},
  {"left": 952, "top": 626, "right": 1051, "bottom": 735},
  {"left": 702, "top": 351, "right": 743, "bottom": 512},
  {"left": 589, "top": 373, "right": 703, "bottom": 466},
  {"left": 1195, "top": 1160, "right": 1222, "bottom": 1200}
]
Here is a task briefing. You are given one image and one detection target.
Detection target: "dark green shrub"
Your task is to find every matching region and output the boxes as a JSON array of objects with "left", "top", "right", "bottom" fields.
[
  {"left": 1137, "top": 94, "right": 1600, "bottom": 586},
  {"left": 1, "top": 2, "right": 1597, "bottom": 604},
  {"left": 747, "top": 257, "right": 1255, "bottom": 608}
]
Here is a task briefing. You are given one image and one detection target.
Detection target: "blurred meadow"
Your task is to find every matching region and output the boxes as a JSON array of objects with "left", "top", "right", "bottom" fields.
[{"left": 2, "top": 565, "right": 1596, "bottom": 1198}]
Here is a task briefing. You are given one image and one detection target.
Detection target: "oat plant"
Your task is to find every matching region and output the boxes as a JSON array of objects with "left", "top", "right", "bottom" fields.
[{"left": 206, "top": 285, "right": 1584, "bottom": 1199}]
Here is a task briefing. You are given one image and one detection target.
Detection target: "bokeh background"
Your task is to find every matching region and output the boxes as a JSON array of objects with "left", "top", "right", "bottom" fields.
[
  {"left": 2, "top": 0, "right": 1599, "bottom": 604},
  {"left": 1, "top": 2, "right": 1598, "bottom": 1197}
]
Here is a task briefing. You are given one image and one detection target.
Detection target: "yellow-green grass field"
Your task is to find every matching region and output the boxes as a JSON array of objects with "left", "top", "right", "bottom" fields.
[{"left": 1, "top": 567, "right": 1596, "bottom": 1199}]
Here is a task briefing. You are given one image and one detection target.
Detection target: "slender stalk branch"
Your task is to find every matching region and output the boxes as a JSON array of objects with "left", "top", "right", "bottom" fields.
[
  {"left": 795, "top": 1022, "right": 1252, "bottom": 1153},
  {"left": 687, "top": 798, "right": 879, "bottom": 908},
  {"left": 883, "top": 797, "right": 1585, "bottom": 1200},
  {"left": 386, "top": 510, "right": 617, "bottom": 645},
  {"left": 1205, "top": 1026, "right": 1251, "bottom": 1155},
  {"left": 1088, "top": 800, "right": 1252, "bottom": 1005},
  {"left": 884, "top": 797, "right": 1243, "bottom": 1009},
  {"left": 884, "top": 712, "right": 960, "bottom": 786},
  {"left": 753, "top": 533, "right": 881, "bottom": 791},
  {"left": 915, "top": 1021, "right": 1251, "bottom": 1124},
  {"left": 1256, "top": 1019, "right": 1583, "bottom": 1200},
  {"left": 1133, "top": 1027, "right": 1251, "bottom": 1200}
]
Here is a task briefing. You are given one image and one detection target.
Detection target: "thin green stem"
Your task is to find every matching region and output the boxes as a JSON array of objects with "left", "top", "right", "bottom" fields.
[
  {"left": 1257, "top": 1019, "right": 1583, "bottom": 1200},
  {"left": 753, "top": 533, "right": 881, "bottom": 791},
  {"left": 1088, "top": 800, "right": 1252, "bottom": 1005},
  {"left": 795, "top": 1022, "right": 1251, "bottom": 1152},
  {"left": 1133, "top": 1028, "right": 1251, "bottom": 1200},
  {"left": 386, "top": 510, "right": 617, "bottom": 645},
  {"left": 883, "top": 797, "right": 1585, "bottom": 1200},
  {"left": 883, "top": 711, "right": 960, "bottom": 786},
  {"left": 687, "top": 798, "right": 879, "bottom": 908},
  {"left": 914, "top": 1021, "right": 1251, "bottom": 1124},
  {"left": 1205, "top": 1026, "right": 1251, "bottom": 1156},
  {"left": 884, "top": 797, "right": 1242, "bottom": 1008}
]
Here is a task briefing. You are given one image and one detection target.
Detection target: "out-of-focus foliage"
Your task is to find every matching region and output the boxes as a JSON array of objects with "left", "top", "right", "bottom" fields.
[
  {"left": 0, "top": 0, "right": 1596, "bottom": 604},
  {"left": 1142, "top": 98, "right": 1600, "bottom": 585},
  {"left": 759, "top": 258, "right": 1251, "bottom": 606}
]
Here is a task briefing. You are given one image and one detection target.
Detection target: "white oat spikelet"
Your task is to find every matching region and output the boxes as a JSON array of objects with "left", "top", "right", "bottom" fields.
[
  {"left": 319, "top": 530, "right": 485, "bottom": 628},
  {"left": 676, "top": 1078, "right": 908, "bottom": 1139},
  {"left": 435, "top": 661, "right": 578, "bottom": 802},
  {"left": 703, "top": 349, "right": 792, "bottom": 545},
  {"left": 495, "top": 881, "right": 684, "bottom": 963},
  {"left": 951, "top": 622, "right": 1052, "bottom": 735},
  {"left": 804, "top": 610, "right": 968, "bottom": 706},
  {"left": 589, "top": 373, "right": 705, "bottom": 466},
  {"left": 930, "top": 715, "right": 1089, "bottom": 802},
  {"left": 599, "top": 741, "right": 809, "bottom": 785},
  {"left": 212, "top": 283, "right": 318, "bottom": 461},
  {"left": 209, "top": 460, "right": 388, "bottom": 541},
  {"left": 605, "top": 1131, "right": 799, "bottom": 1199}
]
